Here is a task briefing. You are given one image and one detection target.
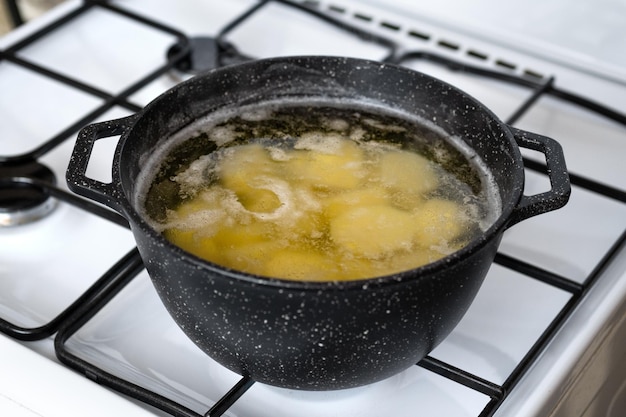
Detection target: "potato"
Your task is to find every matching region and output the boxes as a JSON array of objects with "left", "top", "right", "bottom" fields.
[
  {"left": 218, "top": 143, "right": 279, "bottom": 195},
  {"left": 387, "top": 189, "right": 425, "bottom": 212},
  {"left": 220, "top": 241, "right": 284, "bottom": 274},
  {"left": 173, "top": 186, "right": 223, "bottom": 218},
  {"left": 164, "top": 186, "right": 229, "bottom": 236},
  {"left": 322, "top": 187, "right": 389, "bottom": 219},
  {"left": 377, "top": 150, "right": 438, "bottom": 195},
  {"left": 236, "top": 188, "right": 282, "bottom": 213},
  {"left": 335, "top": 256, "right": 376, "bottom": 280},
  {"left": 286, "top": 137, "right": 365, "bottom": 189},
  {"left": 278, "top": 209, "right": 325, "bottom": 243},
  {"left": 330, "top": 205, "right": 416, "bottom": 258},
  {"left": 164, "top": 227, "right": 195, "bottom": 251},
  {"left": 263, "top": 250, "right": 338, "bottom": 281},
  {"left": 164, "top": 228, "right": 221, "bottom": 262},
  {"left": 375, "top": 249, "right": 442, "bottom": 275},
  {"left": 412, "top": 199, "right": 466, "bottom": 248},
  {"left": 213, "top": 221, "right": 275, "bottom": 248}
]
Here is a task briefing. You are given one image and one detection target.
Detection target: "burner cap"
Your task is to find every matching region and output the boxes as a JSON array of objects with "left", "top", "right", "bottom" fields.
[{"left": 0, "top": 160, "right": 58, "bottom": 227}]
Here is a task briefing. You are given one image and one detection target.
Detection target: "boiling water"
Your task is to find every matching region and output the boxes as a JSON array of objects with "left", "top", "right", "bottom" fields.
[{"left": 139, "top": 100, "right": 501, "bottom": 281}]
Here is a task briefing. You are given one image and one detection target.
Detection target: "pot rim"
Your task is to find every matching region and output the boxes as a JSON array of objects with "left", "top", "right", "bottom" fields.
[{"left": 120, "top": 56, "right": 522, "bottom": 291}]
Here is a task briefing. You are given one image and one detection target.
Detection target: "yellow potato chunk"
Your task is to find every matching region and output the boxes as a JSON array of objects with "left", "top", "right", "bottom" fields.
[
  {"left": 329, "top": 205, "right": 416, "bottom": 258},
  {"left": 377, "top": 150, "right": 438, "bottom": 195},
  {"left": 277, "top": 209, "right": 325, "bottom": 242},
  {"left": 213, "top": 221, "right": 275, "bottom": 248},
  {"left": 173, "top": 187, "right": 223, "bottom": 218},
  {"left": 218, "top": 144, "right": 276, "bottom": 185},
  {"left": 236, "top": 188, "right": 282, "bottom": 213},
  {"left": 323, "top": 187, "right": 389, "bottom": 219},
  {"left": 412, "top": 199, "right": 466, "bottom": 248},
  {"left": 375, "top": 249, "right": 442, "bottom": 275},
  {"left": 286, "top": 137, "right": 365, "bottom": 189},
  {"left": 336, "top": 256, "right": 377, "bottom": 280},
  {"left": 164, "top": 228, "right": 221, "bottom": 262},
  {"left": 220, "top": 241, "right": 284, "bottom": 274},
  {"left": 263, "top": 250, "right": 338, "bottom": 281},
  {"left": 215, "top": 144, "right": 292, "bottom": 215},
  {"left": 164, "top": 227, "right": 195, "bottom": 251},
  {"left": 166, "top": 186, "right": 228, "bottom": 235},
  {"left": 387, "top": 189, "right": 425, "bottom": 212}
]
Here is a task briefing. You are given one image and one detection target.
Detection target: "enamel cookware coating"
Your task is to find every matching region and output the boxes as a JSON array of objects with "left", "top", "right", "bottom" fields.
[{"left": 67, "top": 56, "right": 570, "bottom": 390}]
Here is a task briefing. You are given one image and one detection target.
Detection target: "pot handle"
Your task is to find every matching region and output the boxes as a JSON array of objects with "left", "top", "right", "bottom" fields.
[
  {"left": 506, "top": 127, "right": 571, "bottom": 228},
  {"left": 66, "top": 115, "right": 137, "bottom": 214}
]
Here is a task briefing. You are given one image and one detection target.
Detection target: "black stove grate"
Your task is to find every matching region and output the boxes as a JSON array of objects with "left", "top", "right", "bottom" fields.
[
  {"left": 0, "top": 0, "right": 187, "bottom": 338},
  {"left": 1, "top": 1, "right": 626, "bottom": 416}
]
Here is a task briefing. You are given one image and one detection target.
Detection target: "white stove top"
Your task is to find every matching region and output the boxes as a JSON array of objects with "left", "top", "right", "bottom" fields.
[
  {"left": 1, "top": 1, "right": 626, "bottom": 417},
  {"left": 363, "top": 0, "right": 626, "bottom": 86}
]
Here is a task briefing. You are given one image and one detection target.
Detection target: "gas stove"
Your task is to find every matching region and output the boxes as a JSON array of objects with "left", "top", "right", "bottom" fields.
[{"left": 2, "top": 1, "right": 626, "bottom": 416}]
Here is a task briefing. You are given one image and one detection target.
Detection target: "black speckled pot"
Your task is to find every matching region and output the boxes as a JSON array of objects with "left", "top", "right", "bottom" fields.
[{"left": 67, "top": 56, "right": 570, "bottom": 390}]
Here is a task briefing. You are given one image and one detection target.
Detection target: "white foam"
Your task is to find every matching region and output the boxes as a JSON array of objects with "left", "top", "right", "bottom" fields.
[{"left": 294, "top": 132, "right": 345, "bottom": 155}]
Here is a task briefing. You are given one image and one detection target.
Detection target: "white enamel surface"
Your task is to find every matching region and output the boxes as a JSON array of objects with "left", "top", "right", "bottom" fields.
[
  {"left": 1, "top": 1, "right": 626, "bottom": 417},
  {"left": 67, "top": 270, "right": 491, "bottom": 417},
  {"left": 0, "top": 203, "right": 134, "bottom": 326},
  {"left": 361, "top": 0, "right": 626, "bottom": 85},
  {"left": 0, "top": 335, "right": 154, "bottom": 417}
]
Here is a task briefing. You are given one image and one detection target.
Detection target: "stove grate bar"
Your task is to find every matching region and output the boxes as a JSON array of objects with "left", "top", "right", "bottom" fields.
[
  {"left": 418, "top": 356, "right": 504, "bottom": 399},
  {"left": 0, "top": 0, "right": 189, "bottom": 338},
  {"left": 477, "top": 295, "right": 579, "bottom": 417},
  {"left": 505, "top": 76, "right": 556, "bottom": 125},
  {"left": 395, "top": 49, "right": 626, "bottom": 127},
  {"left": 482, "top": 229, "right": 626, "bottom": 417},
  {"left": 36, "top": 176, "right": 129, "bottom": 228},
  {"left": 0, "top": 51, "right": 139, "bottom": 105},
  {"left": 3, "top": 1, "right": 94, "bottom": 52},
  {"left": 212, "top": 0, "right": 399, "bottom": 69},
  {"left": 395, "top": 49, "right": 626, "bottom": 205},
  {"left": 562, "top": 170, "right": 626, "bottom": 203},
  {"left": 205, "top": 377, "right": 255, "bottom": 417},
  {"left": 54, "top": 250, "right": 206, "bottom": 417},
  {"left": 0, "top": 178, "right": 129, "bottom": 340},
  {"left": 494, "top": 253, "right": 583, "bottom": 295},
  {"left": 54, "top": 252, "right": 251, "bottom": 417},
  {"left": 0, "top": 0, "right": 191, "bottom": 164},
  {"left": 4, "top": 2, "right": 626, "bottom": 417},
  {"left": 0, "top": 80, "right": 142, "bottom": 164}
]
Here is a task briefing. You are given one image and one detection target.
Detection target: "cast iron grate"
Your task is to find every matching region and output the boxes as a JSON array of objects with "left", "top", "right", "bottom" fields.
[
  {"left": 0, "top": 1, "right": 625, "bottom": 416},
  {"left": 0, "top": 0, "right": 188, "bottom": 339}
]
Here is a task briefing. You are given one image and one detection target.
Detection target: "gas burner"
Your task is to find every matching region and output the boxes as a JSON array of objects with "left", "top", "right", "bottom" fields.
[{"left": 0, "top": 160, "right": 57, "bottom": 227}]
